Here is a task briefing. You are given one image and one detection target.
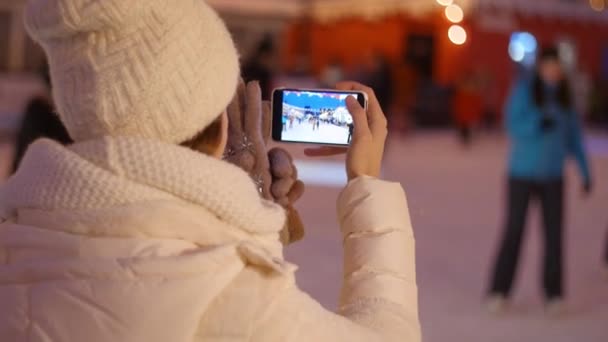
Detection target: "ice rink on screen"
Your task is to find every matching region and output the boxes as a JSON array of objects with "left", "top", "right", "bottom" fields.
[{"left": 281, "top": 90, "right": 353, "bottom": 145}]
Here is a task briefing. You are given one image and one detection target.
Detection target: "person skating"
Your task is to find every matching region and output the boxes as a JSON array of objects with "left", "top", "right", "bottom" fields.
[
  {"left": 453, "top": 71, "right": 483, "bottom": 147},
  {"left": 348, "top": 122, "right": 355, "bottom": 144},
  {"left": 0, "top": 0, "right": 421, "bottom": 341},
  {"left": 487, "top": 46, "right": 592, "bottom": 316}
]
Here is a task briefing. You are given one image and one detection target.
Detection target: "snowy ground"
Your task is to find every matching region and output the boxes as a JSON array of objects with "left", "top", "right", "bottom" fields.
[
  {"left": 282, "top": 121, "right": 350, "bottom": 145},
  {"left": 1, "top": 131, "right": 607, "bottom": 341}
]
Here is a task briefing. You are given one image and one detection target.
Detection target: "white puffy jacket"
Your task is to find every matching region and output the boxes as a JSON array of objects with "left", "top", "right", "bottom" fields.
[{"left": 0, "top": 137, "right": 420, "bottom": 341}]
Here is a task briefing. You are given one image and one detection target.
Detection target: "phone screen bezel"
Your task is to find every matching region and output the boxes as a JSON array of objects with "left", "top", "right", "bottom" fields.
[{"left": 271, "top": 88, "right": 367, "bottom": 146}]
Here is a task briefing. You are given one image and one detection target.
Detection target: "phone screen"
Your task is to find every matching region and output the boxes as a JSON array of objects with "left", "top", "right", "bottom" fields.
[{"left": 272, "top": 89, "right": 366, "bottom": 146}]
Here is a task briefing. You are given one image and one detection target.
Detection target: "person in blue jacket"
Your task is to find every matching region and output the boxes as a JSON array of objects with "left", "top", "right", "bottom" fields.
[{"left": 487, "top": 47, "right": 592, "bottom": 315}]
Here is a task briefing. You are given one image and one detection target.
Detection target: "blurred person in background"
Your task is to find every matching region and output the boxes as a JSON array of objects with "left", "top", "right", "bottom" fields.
[
  {"left": 11, "top": 62, "right": 71, "bottom": 173},
  {"left": 391, "top": 59, "right": 420, "bottom": 135},
  {"left": 478, "top": 66, "right": 499, "bottom": 130},
  {"left": 320, "top": 59, "right": 344, "bottom": 88},
  {"left": 0, "top": 1, "right": 421, "bottom": 341},
  {"left": 357, "top": 53, "right": 394, "bottom": 116},
  {"left": 242, "top": 34, "right": 275, "bottom": 100},
  {"left": 452, "top": 70, "right": 484, "bottom": 146},
  {"left": 370, "top": 54, "right": 394, "bottom": 114},
  {"left": 487, "top": 46, "right": 592, "bottom": 316}
]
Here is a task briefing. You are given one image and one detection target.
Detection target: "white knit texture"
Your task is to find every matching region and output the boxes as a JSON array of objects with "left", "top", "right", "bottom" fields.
[
  {"left": 0, "top": 137, "right": 286, "bottom": 236},
  {"left": 23, "top": 0, "right": 239, "bottom": 144}
]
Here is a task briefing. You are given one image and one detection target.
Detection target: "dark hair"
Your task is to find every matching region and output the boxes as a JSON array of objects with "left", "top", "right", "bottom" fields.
[
  {"left": 181, "top": 116, "right": 224, "bottom": 155},
  {"left": 255, "top": 34, "right": 274, "bottom": 56},
  {"left": 533, "top": 46, "right": 572, "bottom": 109},
  {"left": 539, "top": 46, "right": 559, "bottom": 61},
  {"left": 39, "top": 61, "right": 51, "bottom": 88}
]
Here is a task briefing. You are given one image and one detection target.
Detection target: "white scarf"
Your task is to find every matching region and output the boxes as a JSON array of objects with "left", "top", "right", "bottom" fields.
[{"left": 0, "top": 137, "right": 287, "bottom": 255}]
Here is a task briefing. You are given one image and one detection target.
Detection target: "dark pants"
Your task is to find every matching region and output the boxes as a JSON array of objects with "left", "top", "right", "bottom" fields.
[
  {"left": 458, "top": 125, "right": 472, "bottom": 146},
  {"left": 489, "top": 178, "right": 564, "bottom": 300}
]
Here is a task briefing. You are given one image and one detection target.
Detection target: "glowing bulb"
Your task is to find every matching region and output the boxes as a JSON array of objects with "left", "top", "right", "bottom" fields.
[
  {"left": 508, "top": 32, "right": 538, "bottom": 66},
  {"left": 509, "top": 42, "right": 525, "bottom": 62},
  {"left": 437, "top": 0, "right": 453, "bottom": 6},
  {"left": 589, "top": 0, "right": 605, "bottom": 12},
  {"left": 448, "top": 25, "right": 467, "bottom": 45},
  {"left": 518, "top": 32, "right": 537, "bottom": 53},
  {"left": 445, "top": 4, "right": 464, "bottom": 23}
]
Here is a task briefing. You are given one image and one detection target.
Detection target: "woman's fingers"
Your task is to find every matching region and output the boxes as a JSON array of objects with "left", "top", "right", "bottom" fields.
[
  {"left": 335, "top": 81, "right": 381, "bottom": 116},
  {"left": 345, "top": 96, "right": 371, "bottom": 139},
  {"left": 244, "top": 81, "right": 263, "bottom": 141},
  {"left": 243, "top": 82, "right": 272, "bottom": 190},
  {"left": 336, "top": 81, "right": 387, "bottom": 136},
  {"left": 333, "top": 82, "right": 388, "bottom": 181},
  {"left": 236, "top": 79, "right": 248, "bottom": 127},
  {"left": 226, "top": 79, "right": 246, "bottom": 137},
  {"left": 286, "top": 180, "right": 305, "bottom": 203},
  {"left": 304, "top": 146, "right": 348, "bottom": 157},
  {"left": 285, "top": 206, "right": 305, "bottom": 243},
  {"left": 268, "top": 148, "right": 294, "bottom": 178},
  {"left": 271, "top": 177, "right": 295, "bottom": 201}
]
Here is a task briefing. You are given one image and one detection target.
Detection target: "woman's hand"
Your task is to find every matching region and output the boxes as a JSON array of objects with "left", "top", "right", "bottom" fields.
[
  {"left": 305, "top": 82, "right": 388, "bottom": 181},
  {"left": 225, "top": 79, "right": 305, "bottom": 244}
]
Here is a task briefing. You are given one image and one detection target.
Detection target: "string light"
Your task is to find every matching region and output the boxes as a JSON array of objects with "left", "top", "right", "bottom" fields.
[
  {"left": 448, "top": 25, "right": 467, "bottom": 45},
  {"left": 445, "top": 4, "right": 464, "bottom": 23},
  {"left": 437, "top": 0, "right": 454, "bottom": 6}
]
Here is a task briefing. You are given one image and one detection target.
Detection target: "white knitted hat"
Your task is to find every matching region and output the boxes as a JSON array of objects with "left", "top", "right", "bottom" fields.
[{"left": 24, "top": 0, "right": 239, "bottom": 143}]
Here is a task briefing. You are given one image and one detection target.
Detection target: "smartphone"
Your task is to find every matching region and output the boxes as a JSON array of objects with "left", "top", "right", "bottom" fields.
[{"left": 272, "top": 88, "right": 367, "bottom": 146}]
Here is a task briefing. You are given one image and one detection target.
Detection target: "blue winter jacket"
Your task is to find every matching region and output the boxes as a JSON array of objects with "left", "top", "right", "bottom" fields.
[{"left": 506, "top": 78, "right": 591, "bottom": 183}]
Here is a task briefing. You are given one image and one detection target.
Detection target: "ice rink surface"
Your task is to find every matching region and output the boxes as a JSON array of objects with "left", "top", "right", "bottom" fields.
[
  {"left": 282, "top": 120, "right": 350, "bottom": 145},
  {"left": 283, "top": 131, "right": 608, "bottom": 342},
  {"left": 1, "top": 131, "right": 607, "bottom": 341}
]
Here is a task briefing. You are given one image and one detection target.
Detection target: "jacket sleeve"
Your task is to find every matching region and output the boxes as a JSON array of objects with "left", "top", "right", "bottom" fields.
[
  {"left": 567, "top": 113, "right": 591, "bottom": 183},
  {"left": 505, "top": 79, "right": 540, "bottom": 139},
  {"left": 251, "top": 177, "right": 420, "bottom": 342}
]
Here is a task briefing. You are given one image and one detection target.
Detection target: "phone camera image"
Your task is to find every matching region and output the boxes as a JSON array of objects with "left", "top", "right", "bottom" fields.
[{"left": 278, "top": 90, "right": 356, "bottom": 145}]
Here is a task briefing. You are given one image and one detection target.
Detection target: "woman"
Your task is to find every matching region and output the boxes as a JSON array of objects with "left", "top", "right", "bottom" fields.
[
  {"left": 487, "top": 47, "right": 592, "bottom": 315},
  {"left": 0, "top": 0, "right": 420, "bottom": 341}
]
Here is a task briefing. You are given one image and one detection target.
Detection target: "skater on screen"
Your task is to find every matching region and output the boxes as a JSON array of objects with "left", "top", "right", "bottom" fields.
[
  {"left": 282, "top": 115, "right": 288, "bottom": 131},
  {"left": 348, "top": 122, "right": 354, "bottom": 143}
]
